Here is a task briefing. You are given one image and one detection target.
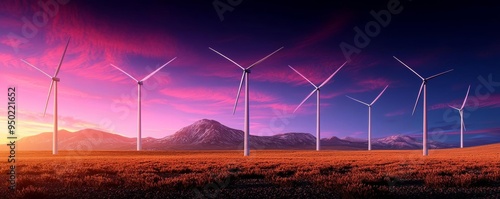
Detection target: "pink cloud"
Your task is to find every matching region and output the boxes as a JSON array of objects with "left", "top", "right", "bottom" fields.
[
  {"left": 0, "top": 1, "right": 39, "bottom": 15},
  {"left": 0, "top": 64, "right": 101, "bottom": 100},
  {"left": 3, "top": 2, "right": 182, "bottom": 85},
  {"left": 159, "top": 86, "right": 277, "bottom": 105},
  {"left": 319, "top": 77, "right": 392, "bottom": 100},
  {"left": 355, "top": 78, "right": 391, "bottom": 91},
  {"left": 253, "top": 103, "right": 296, "bottom": 112},
  {"left": 199, "top": 33, "right": 374, "bottom": 87},
  {"left": 392, "top": 48, "right": 449, "bottom": 71},
  {"left": 430, "top": 94, "right": 500, "bottom": 110},
  {"left": 385, "top": 109, "right": 406, "bottom": 117},
  {"left": 0, "top": 53, "right": 17, "bottom": 66},
  {"left": 256, "top": 61, "right": 349, "bottom": 85},
  {"left": 46, "top": 4, "right": 179, "bottom": 58},
  {"left": 443, "top": 127, "right": 500, "bottom": 136},
  {"left": 168, "top": 103, "right": 219, "bottom": 115}
]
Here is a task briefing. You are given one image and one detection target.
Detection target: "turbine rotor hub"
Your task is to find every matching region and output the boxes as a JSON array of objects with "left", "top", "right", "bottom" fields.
[
  {"left": 52, "top": 77, "right": 60, "bottom": 82},
  {"left": 245, "top": 69, "right": 251, "bottom": 73},
  {"left": 138, "top": 81, "right": 143, "bottom": 85}
]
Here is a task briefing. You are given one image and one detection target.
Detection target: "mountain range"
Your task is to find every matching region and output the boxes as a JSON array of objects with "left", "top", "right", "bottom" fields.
[{"left": 17, "top": 119, "right": 460, "bottom": 151}]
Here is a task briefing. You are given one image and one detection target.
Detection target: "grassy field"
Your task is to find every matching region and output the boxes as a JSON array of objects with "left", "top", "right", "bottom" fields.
[{"left": 2, "top": 144, "right": 500, "bottom": 198}]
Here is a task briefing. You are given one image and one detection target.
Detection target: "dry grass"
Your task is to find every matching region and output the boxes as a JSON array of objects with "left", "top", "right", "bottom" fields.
[{"left": 1, "top": 144, "right": 500, "bottom": 198}]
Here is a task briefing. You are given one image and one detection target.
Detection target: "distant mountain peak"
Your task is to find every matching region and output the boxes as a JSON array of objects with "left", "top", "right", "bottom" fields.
[
  {"left": 16, "top": 119, "right": 457, "bottom": 151},
  {"left": 194, "top": 118, "right": 221, "bottom": 125},
  {"left": 162, "top": 118, "right": 243, "bottom": 146},
  {"left": 343, "top": 136, "right": 367, "bottom": 142}
]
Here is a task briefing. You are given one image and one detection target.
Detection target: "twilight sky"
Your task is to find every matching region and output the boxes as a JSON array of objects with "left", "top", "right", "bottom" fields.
[{"left": 1, "top": 0, "right": 499, "bottom": 145}]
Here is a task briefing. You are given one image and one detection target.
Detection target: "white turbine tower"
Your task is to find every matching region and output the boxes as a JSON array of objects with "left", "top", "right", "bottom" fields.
[
  {"left": 346, "top": 85, "right": 389, "bottom": 151},
  {"left": 20, "top": 38, "right": 71, "bottom": 155},
  {"left": 209, "top": 46, "right": 283, "bottom": 156},
  {"left": 393, "top": 56, "right": 453, "bottom": 156},
  {"left": 289, "top": 61, "right": 348, "bottom": 151},
  {"left": 449, "top": 85, "right": 470, "bottom": 148},
  {"left": 110, "top": 57, "right": 177, "bottom": 151}
]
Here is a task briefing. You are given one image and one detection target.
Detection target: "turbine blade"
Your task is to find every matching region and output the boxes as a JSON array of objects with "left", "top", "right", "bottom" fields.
[
  {"left": 288, "top": 65, "right": 317, "bottom": 88},
  {"left": 246, "top": 47, "right": 284, "bottom": 70},
  {"left": 448, "top": 105, "right": 460, "bottom": 111},
  {"left": 371, "top": 85, "right": 389, "bottom": 105},
  {"left": 412, "top": 82, "right": 424, "bottom": 115},
  {"left": 346, "top": 95, "right": 369, "bottom": 106},
  {"left": 294, "top": 89, "right": 317, "bottom": 113},
  {"left": 461, "top": 85, "right": 471, "bottom": 109},
  {"left": 319, "top": 61, "right": 347, "bottom": 88},
  {"left": 209, "top": 47, "right": 244, "bottom": 70},
  {"left": 54, "top": 38, "right": 70, "bottom": 77},
  {"left": 43, "top": 80, "right": 55, "bottom": 116},
  {"left": 233, "top": 72, "right": 246, "bottom": 115},
  {"left": 393, "top": 56, "right": 424, "bottom": 80},
  {"left": 110, "top": 64, "right": 139, "bottom": 82},
  {"left": 20, "top": 59, "right": 52, "bottom": 79},
  {"left": 141, "top": 57, "right": 177, "bottom": 82},
  {"left": 426, "top": 69, "right": 454, "bottom": 80}
]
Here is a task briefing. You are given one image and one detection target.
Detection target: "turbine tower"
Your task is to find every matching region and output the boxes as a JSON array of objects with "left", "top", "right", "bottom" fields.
[
  {"left": 110, "top": 57, "right": 176, "bottom": 151},
  {"left": 209, "top": 46, "right": 283, "bottom": 156},
  {"left": 20, "top": 38, "right": 71, "bottom": 155},
  {"left": 449, "top": 85, "right": 470, "bottom": 148},
  {"left": 393, "top": 56, "right": 453, "bottom": 156},
  {"left": 346, "top": 85, "right": 389, "bottom": 151},
  {"left": 289, "top": 61, "right": 348, "bottom": 151}
]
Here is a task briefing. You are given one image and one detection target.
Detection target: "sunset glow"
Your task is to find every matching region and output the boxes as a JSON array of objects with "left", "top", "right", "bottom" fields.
[{"left": 0, "top": 0, "right": 499, "bottom": 146}]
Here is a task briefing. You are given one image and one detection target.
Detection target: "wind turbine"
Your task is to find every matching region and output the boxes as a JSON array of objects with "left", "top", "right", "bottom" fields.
[
  {"left": 393, "top": 56, "right": 453, "bottom": 156},
  {"left": 20, "top": 38, "right": 71, "bottom": 155},
  {"left": 449, "top": 85, "right": 470, "bottom": 148},
  {"left": 289, "top": 61, "right": 348, "bottom": 151},
  {"left": 346, "top": 85, "right": 389, "bottom": 151},
  {"left": 110, "top": 57, "right": 177, "bottom": 151},
  {"left": 209, "top": 46, "right": 283, "bottom": 156}
]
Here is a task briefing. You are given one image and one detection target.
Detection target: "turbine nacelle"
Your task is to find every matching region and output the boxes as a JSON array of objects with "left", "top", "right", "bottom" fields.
[
  {"left": 52, "top": 77, "right": 60, "bottom": 82},
  {"left": 138, "top": 81, "right": 144, "bottom": 85}
]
